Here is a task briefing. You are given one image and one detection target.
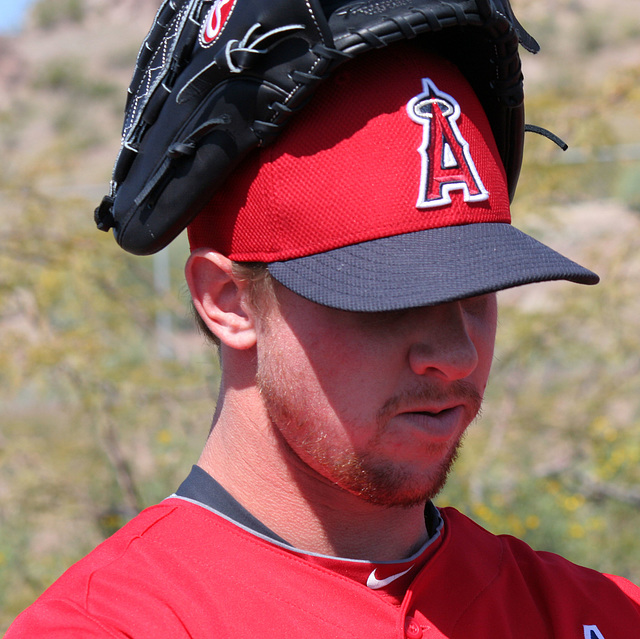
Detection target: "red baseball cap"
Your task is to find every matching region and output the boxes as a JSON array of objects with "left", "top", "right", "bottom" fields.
[{"left": 188, "top": 43, "right": 598, "bottom": 311}]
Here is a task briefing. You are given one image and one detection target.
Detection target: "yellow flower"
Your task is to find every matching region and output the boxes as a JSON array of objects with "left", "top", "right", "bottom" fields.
[
  {"left": 563, "top": 494, "right": 585, "bottom": 512},
  {"left": 568, "top": 523, "right": 585, "bottom": 539}
]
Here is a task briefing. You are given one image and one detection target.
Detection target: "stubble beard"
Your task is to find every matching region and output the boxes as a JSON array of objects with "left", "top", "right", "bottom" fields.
[{"left": 256, "top": 352, "right": 482, "bottom": 509}]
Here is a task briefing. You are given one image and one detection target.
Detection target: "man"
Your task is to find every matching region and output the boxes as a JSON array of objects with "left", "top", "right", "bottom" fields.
[{"left": 7, "top": 6, "right": 640, "bottom": 639}]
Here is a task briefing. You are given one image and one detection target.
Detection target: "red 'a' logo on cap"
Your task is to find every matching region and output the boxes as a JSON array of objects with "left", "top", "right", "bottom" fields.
[{"left": 406, "top": 78, "right": 489, "bottom": 208}]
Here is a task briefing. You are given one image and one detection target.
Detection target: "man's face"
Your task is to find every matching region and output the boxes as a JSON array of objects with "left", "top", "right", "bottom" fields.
[{"left": 255, "top": 282, "right": 497, "bottom": 508}]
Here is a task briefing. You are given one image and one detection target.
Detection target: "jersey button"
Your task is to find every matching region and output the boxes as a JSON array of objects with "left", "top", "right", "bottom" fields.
[{"left": 405, "top": 616, "right": 423, "bottom": 639}]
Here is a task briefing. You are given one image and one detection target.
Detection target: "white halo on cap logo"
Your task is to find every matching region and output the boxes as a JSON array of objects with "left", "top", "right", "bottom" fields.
[
  {"left": 201, "top": 0, "right": 236, "bottom": 47},
  {"left": 406, "top": 78, "right": 489, "bottom": 209}
]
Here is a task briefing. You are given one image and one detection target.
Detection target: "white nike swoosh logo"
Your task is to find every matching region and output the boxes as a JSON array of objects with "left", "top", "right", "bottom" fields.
[{"left": 366, "top": 566, "right": 414, "bottom": 589}]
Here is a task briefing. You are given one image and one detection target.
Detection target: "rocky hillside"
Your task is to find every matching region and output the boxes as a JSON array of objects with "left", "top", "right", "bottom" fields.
[{"left": 0, "top": 0, "right": 158, "bottom": 198}]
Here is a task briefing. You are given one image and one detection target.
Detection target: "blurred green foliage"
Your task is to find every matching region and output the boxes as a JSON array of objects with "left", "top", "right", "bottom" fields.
[
  {"left": 32, "top": 0, "right": 85, "bottom": 29},
  {"left": 0, "top": 181, "right": 220, "bottom": 621},
  {"left": 34, "top": 59, "right": 119, "bottom": 100},
  {"left": 1, "top": 0, "right": 640, "bottom": 632}
]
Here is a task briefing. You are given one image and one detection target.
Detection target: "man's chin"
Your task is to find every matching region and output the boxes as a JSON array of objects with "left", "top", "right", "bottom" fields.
[{"left": 334, "top": 445, "right": 462, "bottom": 509}]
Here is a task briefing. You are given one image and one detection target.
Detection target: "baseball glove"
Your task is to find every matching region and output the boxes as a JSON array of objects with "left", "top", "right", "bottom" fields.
[{"left": 95, "top": 0, "right": 539, "bottom": 255}]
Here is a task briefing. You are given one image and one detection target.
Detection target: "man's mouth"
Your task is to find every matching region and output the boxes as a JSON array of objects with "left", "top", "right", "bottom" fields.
[
  {"left": 394, "top": 405, "right": 466, "bottom": 436},
  {"left": 405, "top": 404, "right": 460, "bottom": 417}
]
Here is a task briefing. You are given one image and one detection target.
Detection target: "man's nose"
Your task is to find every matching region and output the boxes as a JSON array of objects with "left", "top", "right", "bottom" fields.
[{"left": 407, "top": 301, "right": 479, "bottom": 381}]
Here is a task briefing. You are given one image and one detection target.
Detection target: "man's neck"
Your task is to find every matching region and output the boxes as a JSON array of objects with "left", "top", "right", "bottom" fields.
[{"left": 197, "top": 397, "right": 430, "bottom": 562}]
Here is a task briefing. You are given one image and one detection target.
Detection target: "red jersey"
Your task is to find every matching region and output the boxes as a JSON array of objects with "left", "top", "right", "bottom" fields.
[{"left": 7, "top": 493, "right": 640, "bottom": 638}]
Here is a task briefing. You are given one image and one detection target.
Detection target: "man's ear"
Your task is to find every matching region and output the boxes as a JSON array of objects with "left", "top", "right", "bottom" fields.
[{"left": 185, "top": 249, "right": 257, "bottom": 350}]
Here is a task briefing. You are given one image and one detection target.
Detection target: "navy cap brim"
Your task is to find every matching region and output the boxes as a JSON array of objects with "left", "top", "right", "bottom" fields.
[{"left": 267, "top": 223, "right": 599, "bottom": 312}]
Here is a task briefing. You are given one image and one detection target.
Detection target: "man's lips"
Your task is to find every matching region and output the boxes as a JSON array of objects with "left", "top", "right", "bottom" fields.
[
  {"left": 378, "top": 380, "right": 482, "bottom": 417},
  {"left": 377, "top": 380, "right": 483, "bottom": 441},
  {"left": 401, "top": 402, "right": 462, "bottom": 415},
  {"left": 391, "top": 405, "right": 468, "bottom": 441}
]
